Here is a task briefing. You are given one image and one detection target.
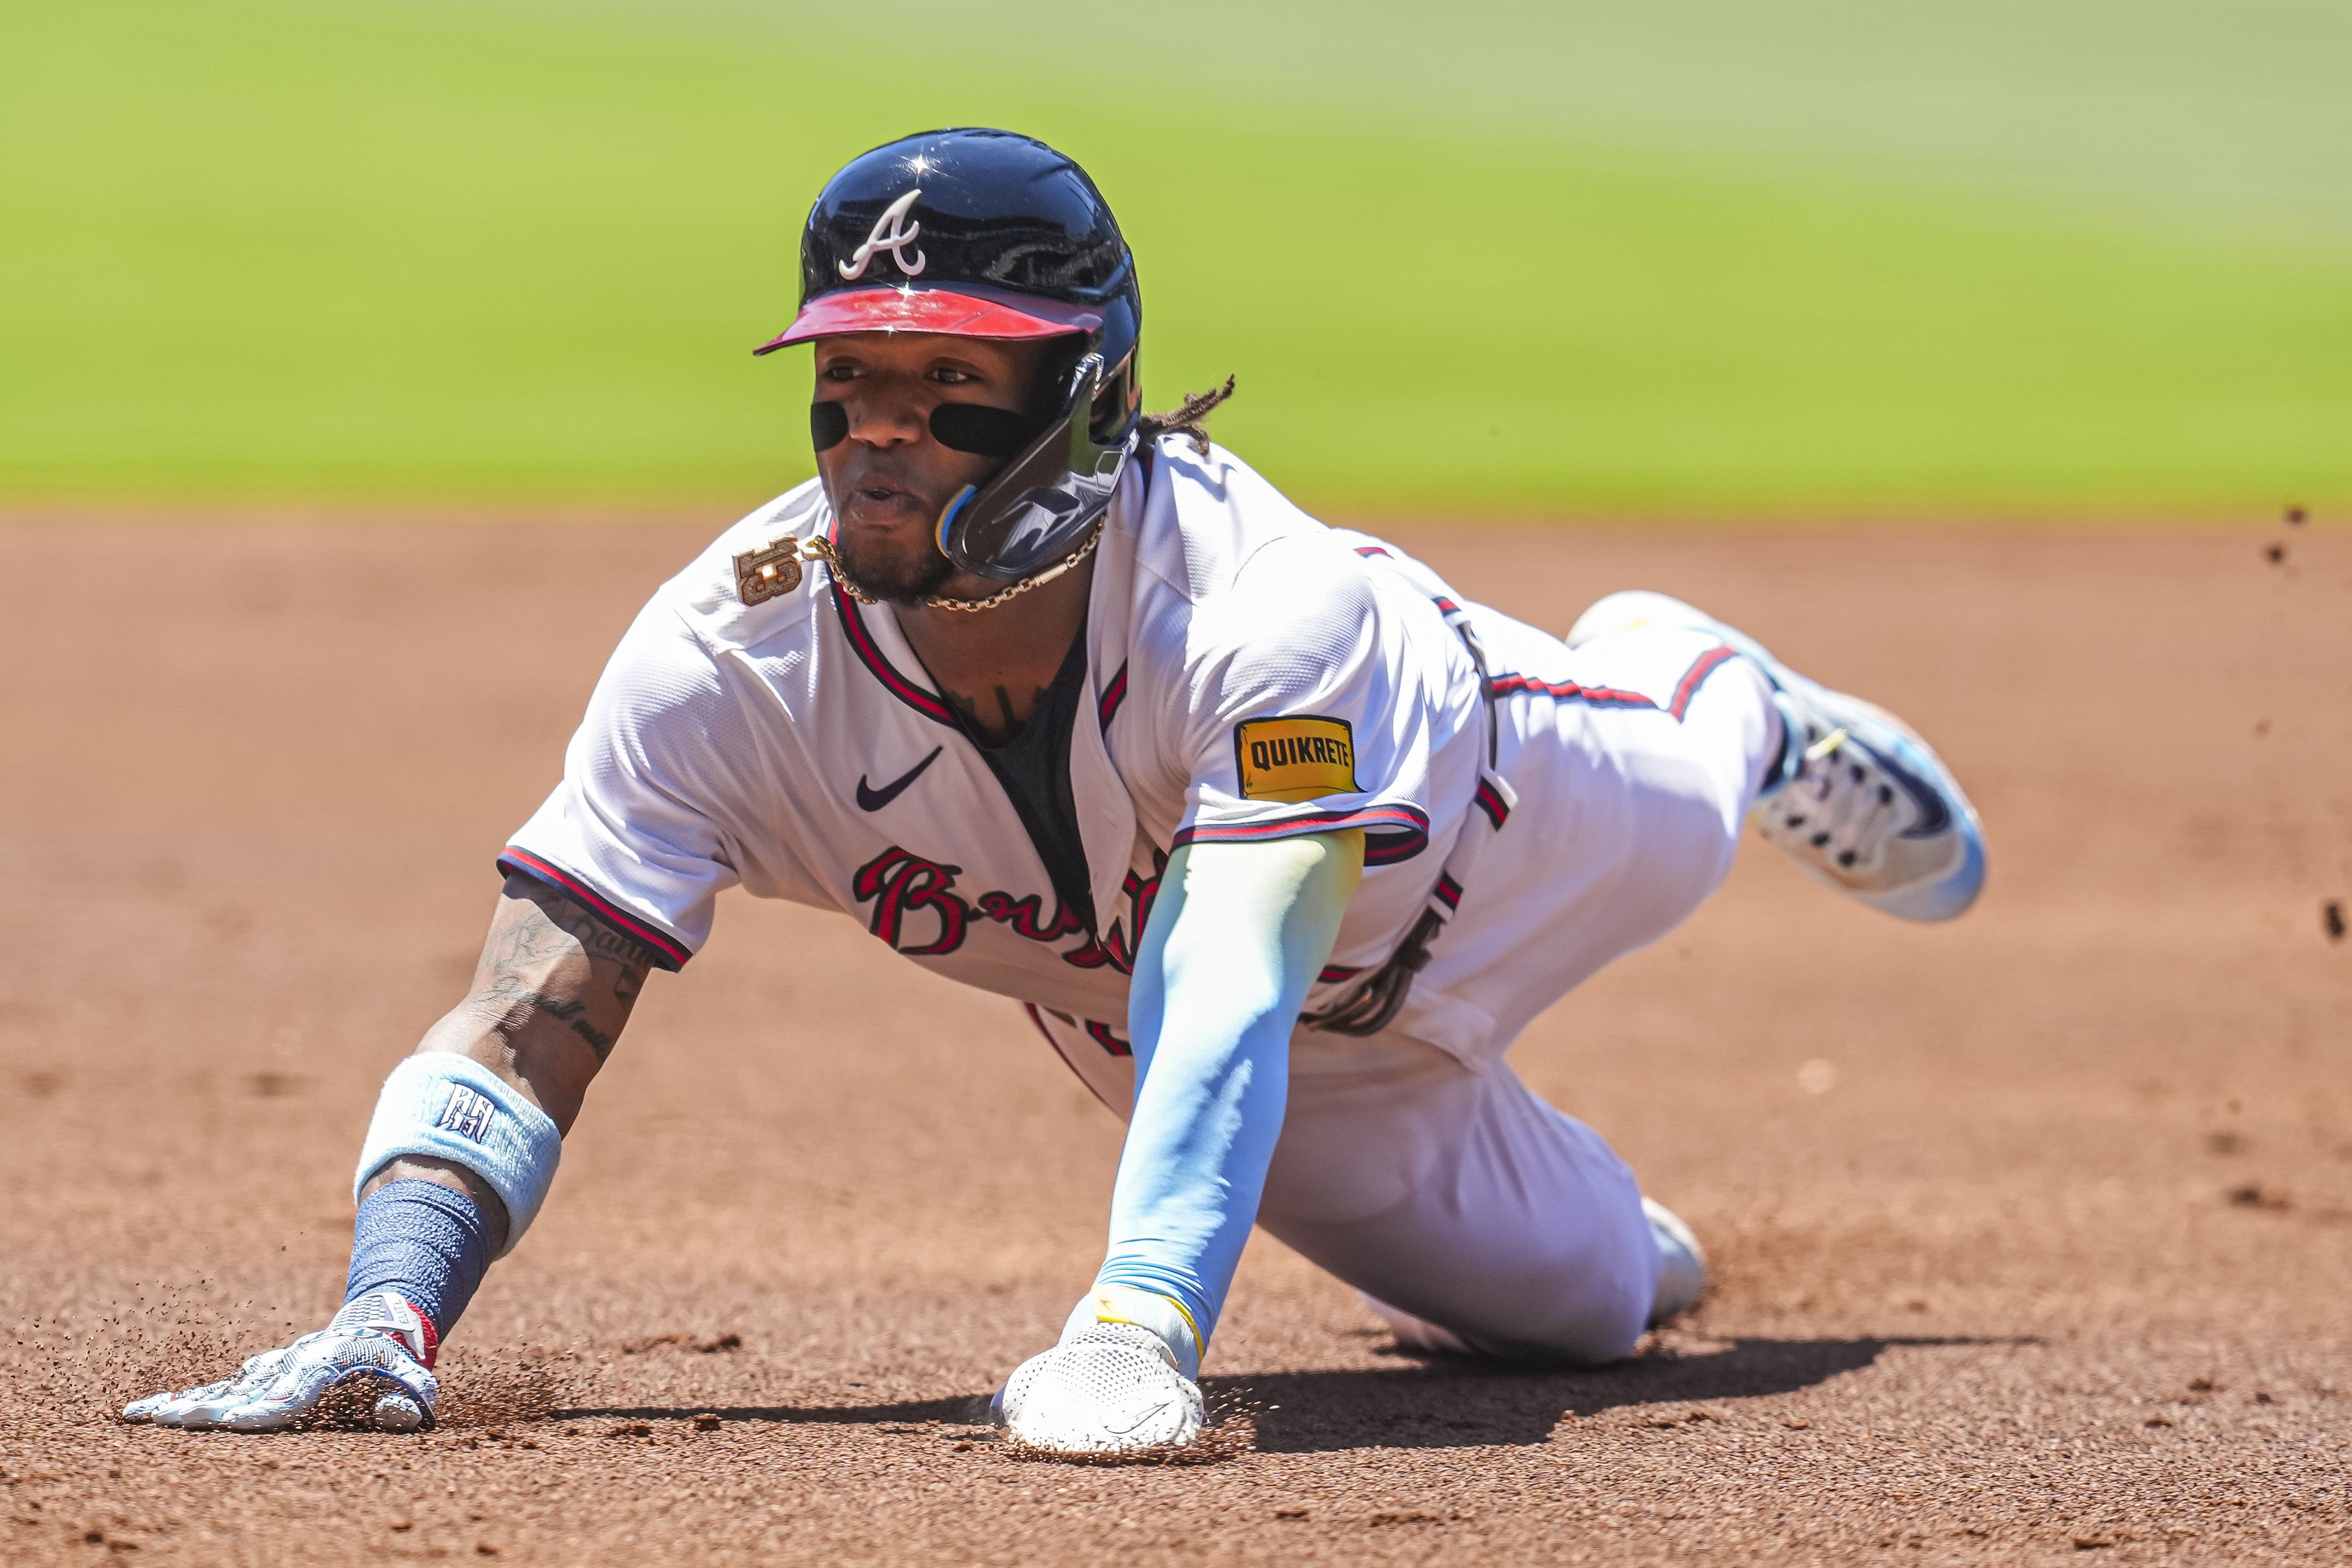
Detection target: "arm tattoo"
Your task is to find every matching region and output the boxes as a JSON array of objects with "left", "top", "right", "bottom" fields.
[
  {"left": 467, "top": 878, "right": 658, "bottom": 1066},
  {"left": 499, "top": 988, "right": 620, "bottom": 1063},
  {"left": 492, "top": 901, "right": 652, "bottom": 973}
]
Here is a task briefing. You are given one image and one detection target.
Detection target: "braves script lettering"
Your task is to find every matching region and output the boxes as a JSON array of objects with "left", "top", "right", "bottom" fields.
[
  {"left": 850, "top": 845, "right": 1163, "bottom": 973},
  {"left": 851, "top": 846, "right": 968, "bottom": 956}
]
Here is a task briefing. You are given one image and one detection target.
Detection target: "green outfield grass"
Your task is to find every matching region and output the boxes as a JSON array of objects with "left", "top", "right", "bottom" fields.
[{"left": 2, "top": 0, "right": 2346, "bottom": 516}]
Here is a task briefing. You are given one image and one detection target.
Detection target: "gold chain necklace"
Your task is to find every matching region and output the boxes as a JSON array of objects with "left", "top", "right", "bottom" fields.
[
  {"left": 812, "top": 524, "right": 1104, "bottom": 613},
  {"left": 731, "top": 520, "right": 1104, "bottom": 613}
]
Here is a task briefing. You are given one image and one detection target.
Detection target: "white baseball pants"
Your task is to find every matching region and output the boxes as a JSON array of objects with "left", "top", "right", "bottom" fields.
[{"left": 1031, "top": 620, "right": 1781, "bottom": 1363}]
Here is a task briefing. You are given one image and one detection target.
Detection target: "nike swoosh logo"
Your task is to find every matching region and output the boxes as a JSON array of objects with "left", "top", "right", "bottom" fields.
[
  {"left": 856, "top": 747, "right": 943, "bottom": 812},
  {"left": 1106, "top": 1399, "right": 1175, "bottom": 1437}
]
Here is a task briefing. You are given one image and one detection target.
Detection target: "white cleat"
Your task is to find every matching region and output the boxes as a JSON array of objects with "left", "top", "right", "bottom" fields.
[
  {"left": 1568, "top": 591, "right": 1987, "bottom": 922},
  {"left": 1643, "top": 1196, "right": 1707, "bottom": 1326}
]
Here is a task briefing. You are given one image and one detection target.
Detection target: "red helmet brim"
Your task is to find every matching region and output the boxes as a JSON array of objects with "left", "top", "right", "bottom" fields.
[{"left": 754, "top": 286, "right": 1098, "bottom": 355}]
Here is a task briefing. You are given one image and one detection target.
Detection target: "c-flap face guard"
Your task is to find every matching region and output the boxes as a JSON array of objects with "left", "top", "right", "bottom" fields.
[{"left": 937, "top": 353, "right": 1133, "bottom": 583}]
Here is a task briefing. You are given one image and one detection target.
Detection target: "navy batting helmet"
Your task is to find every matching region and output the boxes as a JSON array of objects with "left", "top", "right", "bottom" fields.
[{"left": 756, "top": 128, "right": 1143, "bottom": 584}]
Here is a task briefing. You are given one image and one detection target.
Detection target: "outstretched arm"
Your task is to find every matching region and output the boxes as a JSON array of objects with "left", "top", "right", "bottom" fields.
[
  {"left": 1100, "top": 830, "right": 1363, "bottom": 1352},
  {"left": 995, "top": 831, "right": 1361, "bottom": 1452},
  {"left": 124, "top": 871, "right": 661, "bottom": 1432},
  {"left": 367, "top": 871, "right": 659, "bottom": 1251}
]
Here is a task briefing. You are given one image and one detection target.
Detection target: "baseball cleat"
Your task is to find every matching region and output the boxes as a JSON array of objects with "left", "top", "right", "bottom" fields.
[
  {"left": 1643, "top": 1196, "right": 1707, "bottom": 1326},
  {"left": 1567, "top": 591, "right": 1986, "bottom": 922}
]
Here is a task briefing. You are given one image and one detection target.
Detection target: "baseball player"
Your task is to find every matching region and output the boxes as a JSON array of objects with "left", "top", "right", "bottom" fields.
[{"left": 126, "top": 129, "right": 1985, "bottom": 1452}]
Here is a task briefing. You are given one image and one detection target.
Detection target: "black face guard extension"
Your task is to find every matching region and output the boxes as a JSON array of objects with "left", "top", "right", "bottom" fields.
[
  {"left": 936, "top": 353, "right": 1133, "bottom": 582},
  {"left": 806, "top": 353, "right": 1133, "bottom": 584}
]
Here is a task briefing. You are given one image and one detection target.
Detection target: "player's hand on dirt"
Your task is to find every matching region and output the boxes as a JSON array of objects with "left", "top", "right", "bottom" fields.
[
  {"left": 993, "top": 1287, "right": 1205, "bottom": 1453},
  {"left": 122, "top": 1290, "right": 439, "bottom": 1433}
]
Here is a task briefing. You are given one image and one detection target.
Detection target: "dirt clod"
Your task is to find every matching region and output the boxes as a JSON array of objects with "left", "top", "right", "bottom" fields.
[{"left": 620, "top": 1332, "right": 743, "bottom": 1356}]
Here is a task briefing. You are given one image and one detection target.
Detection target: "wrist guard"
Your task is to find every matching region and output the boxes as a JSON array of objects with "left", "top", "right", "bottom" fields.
[{"left": 354, "top": 1054, "right": 560, "bottom": 1258}]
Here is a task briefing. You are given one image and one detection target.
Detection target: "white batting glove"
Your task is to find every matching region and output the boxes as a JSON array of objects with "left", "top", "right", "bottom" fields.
[
  {"left": 122, "top": 1290, "right": 440, "bottom": 1433},
  {"left": 993, "top": 1285, "right": 1205, "bottom": 1453}
]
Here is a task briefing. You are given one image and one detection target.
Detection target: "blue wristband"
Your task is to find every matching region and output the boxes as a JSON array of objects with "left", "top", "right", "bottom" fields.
[{"left": 345, "top": 1179, "right": 494, "bottom": 1341}]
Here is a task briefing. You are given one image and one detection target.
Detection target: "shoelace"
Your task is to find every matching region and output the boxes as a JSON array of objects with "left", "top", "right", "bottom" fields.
[{"left": 1769, "top": 728, "right": 1903, "bottom": 871}]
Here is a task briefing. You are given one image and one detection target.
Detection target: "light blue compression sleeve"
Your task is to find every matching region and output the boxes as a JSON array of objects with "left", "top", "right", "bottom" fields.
[{"left": 1093, "top": 831, "right": 1364, "bottom": 1353}]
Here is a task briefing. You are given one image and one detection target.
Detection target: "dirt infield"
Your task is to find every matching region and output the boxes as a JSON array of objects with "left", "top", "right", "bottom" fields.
[{"left": 2, "top": 517, "right": 2347, "bottom": 1565}]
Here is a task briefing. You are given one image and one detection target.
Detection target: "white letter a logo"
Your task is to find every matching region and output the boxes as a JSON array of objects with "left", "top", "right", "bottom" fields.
[{"left": 838, "top": 189, "right": 926, "bottom": 280}]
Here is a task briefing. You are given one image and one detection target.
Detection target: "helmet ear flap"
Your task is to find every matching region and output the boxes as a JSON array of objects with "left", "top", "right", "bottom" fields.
[
  {"left": 937, "top": 353, "right": 1133, "bottom": 582},
  {"left": 1088, "top": 349, "right": 1141, "bottom": 445}
]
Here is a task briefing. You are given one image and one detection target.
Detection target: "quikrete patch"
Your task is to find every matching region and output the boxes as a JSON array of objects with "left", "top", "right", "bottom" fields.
[{"left": 1235, "top": 717, "right": 1358, "bottom": 802}]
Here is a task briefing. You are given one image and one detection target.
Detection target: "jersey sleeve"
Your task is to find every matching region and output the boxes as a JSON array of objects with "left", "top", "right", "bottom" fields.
[
  {"left": 498, "top": 600, "right": 751, "bottom": 969},
  {"left": 1170, "top": 534, "right": 1450, "bottom": 867}
]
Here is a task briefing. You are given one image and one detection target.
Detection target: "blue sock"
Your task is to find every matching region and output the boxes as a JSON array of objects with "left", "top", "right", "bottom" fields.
[{"left": 344, "top": 1179, "right": 493, "bottom": 1351}]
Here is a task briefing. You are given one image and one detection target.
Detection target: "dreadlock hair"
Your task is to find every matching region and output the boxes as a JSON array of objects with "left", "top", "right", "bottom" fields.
[{"left": 1135, "top": 376, "right": 1236, "bottom": 456}]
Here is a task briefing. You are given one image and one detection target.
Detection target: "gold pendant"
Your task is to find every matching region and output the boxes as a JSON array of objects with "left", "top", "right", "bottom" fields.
[{"left": 732, "top": 538, "right": 804, "bottom": 605}]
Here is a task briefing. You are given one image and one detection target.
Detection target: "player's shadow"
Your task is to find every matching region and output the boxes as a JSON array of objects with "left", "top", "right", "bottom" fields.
[
  {"left": 1220, "top": 1334, "right": 2026, "bottom": 1452},
  {"left": 549, "top": 1334, "right": 2028, "bottom": 1452},
  {"left": 549, "top": 1395, "right": 994, "bottom": 1428}
]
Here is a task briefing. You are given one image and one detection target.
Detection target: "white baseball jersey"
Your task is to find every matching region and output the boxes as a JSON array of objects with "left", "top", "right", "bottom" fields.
[{"left": 502, "top": 435, "right": 1751, "bottom": 1068}]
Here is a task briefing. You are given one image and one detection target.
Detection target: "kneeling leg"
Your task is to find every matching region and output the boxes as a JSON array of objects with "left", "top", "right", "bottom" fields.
[{"left": 1257, "top": 1034, "right": 1661, "bottom": 1364}]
